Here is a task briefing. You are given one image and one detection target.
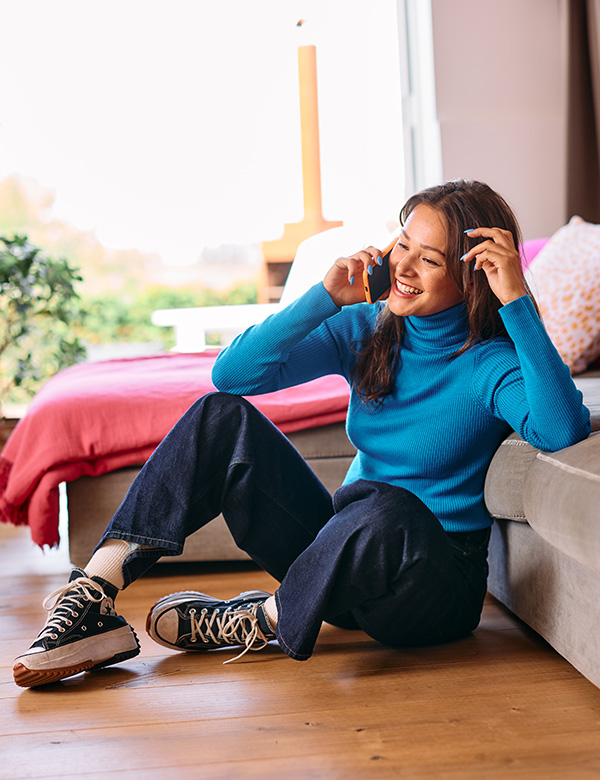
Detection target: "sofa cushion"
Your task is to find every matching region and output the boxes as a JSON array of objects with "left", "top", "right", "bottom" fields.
[{"left": 574, "top": 374, "right": 600, "bottom": 414}]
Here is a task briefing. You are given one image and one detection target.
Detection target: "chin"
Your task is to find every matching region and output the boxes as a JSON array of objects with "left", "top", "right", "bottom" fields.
[{"left": 387, "top": 293, "right": 426, "bottom": 317}]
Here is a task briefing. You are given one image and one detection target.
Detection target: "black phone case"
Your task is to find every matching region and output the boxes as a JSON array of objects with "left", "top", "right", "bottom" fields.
[{"left": 364, "top": 249, "right": 392, "bottom": 303}]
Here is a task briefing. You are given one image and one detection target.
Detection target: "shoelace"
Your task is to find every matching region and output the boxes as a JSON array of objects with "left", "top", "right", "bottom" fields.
[
  {"left": 189, "top": 603, "right": 270, "bottom": 664},
  {"left": 38, "top": 578, "right": 108, "bottom": 641}
]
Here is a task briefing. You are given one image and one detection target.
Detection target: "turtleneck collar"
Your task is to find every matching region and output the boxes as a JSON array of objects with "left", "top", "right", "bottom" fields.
[{"left": 402, "top": 302, "right": 470, "bottom": 353}]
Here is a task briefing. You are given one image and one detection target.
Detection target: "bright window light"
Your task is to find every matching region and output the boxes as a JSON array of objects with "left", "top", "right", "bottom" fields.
[{"left": 0, "top": 0, "right": 404, "bottom": 270}]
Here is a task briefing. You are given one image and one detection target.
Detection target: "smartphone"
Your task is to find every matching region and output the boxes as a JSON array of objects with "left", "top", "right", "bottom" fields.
[{"left": 363, "top": 237, "right": 397, "bottom": 304}]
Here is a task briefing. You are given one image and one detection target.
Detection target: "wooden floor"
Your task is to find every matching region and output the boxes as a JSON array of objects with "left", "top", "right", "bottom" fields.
[{"left": 2, "top": 522, "right": 600, "bottom": 779}]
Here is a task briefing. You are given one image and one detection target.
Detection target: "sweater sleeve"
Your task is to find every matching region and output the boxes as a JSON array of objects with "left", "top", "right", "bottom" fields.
[
  {"left": 474, "top": 295, "right": 591, "bottom": 452},
  {"left": 212, "top": 283, "right": 353, "bottom": 395}
]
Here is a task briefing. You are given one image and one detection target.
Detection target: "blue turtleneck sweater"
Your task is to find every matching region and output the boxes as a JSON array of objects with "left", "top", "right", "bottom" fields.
[{"left": 212, "top": 283, "right": 590, "bottom": 532}]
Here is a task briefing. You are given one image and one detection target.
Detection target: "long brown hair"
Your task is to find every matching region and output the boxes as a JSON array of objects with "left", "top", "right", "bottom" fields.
[{"left": 353, "top": 179, "right": 538, "bottom": 404}]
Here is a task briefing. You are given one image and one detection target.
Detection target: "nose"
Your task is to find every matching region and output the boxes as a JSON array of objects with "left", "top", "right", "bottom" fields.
[{"left": 394, "top": 251, "right": 417, "bottom": 276}]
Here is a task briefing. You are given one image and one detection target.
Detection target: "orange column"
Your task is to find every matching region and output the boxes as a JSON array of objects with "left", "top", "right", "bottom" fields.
[
  {"left": 260, "top": 45, "right": 342, "bottom": 302},
  {"left": 298, "top": 45, "right": 325, "bottom": 224}
]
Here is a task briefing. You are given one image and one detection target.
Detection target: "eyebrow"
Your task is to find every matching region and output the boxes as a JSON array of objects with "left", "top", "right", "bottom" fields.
[{"left": 401, "top": 229, "right": 446, "bottom": 257}]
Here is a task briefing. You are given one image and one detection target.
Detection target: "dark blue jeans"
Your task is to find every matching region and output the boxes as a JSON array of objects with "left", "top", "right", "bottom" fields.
[{"left": 101, "top": 392, "right": 490, "bottom": 661}]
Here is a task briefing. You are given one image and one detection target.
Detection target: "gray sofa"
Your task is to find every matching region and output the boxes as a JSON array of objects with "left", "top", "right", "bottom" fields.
[
  {"left": 66, "top": 373, "right": 600, "bottom": 687},
  {"left": 485, "top": 371, "right": 600, "bottom": 689}
]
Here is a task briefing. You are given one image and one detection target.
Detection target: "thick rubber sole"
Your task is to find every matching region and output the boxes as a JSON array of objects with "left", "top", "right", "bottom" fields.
[
  {"left": 13, "top": 626, "right": 141, "bottom": 688},
  {"left": 13, "top": 659, "right": 97, "bottom": 688}
]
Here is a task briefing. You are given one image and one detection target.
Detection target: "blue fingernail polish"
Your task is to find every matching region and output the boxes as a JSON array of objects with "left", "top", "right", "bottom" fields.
[
  {"left": 350, "top": 276, "right": 355, "bottom": 286},
  {"left": 376, "top": 256, "right": 383, "bottom": 266},
  {"left": 368, "top": 265, "right": 373, "bottom": 275},
  {"left": 460, "top": 253, "right": 469, "bottom": 261},
  {"left": 464, "top": 228, "right": 476, "bottom": 234}
]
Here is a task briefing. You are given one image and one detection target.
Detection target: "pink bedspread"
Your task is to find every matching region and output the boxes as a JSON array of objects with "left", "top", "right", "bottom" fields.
[{"left": 0, "top": 352, "right": 350, "bottom": 548}]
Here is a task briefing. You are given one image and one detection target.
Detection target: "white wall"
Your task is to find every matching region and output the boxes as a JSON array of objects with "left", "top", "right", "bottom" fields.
[{"left": 430, "top": 0, "right": 567, "bottom": 240}]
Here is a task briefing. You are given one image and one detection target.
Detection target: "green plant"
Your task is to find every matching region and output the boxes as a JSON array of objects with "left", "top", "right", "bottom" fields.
[
  {"left": 0, "top": 235, "right": 86, "bottom": 406},
  {"left": 76, "top": 281, "right": 259, "bottom": 349}
]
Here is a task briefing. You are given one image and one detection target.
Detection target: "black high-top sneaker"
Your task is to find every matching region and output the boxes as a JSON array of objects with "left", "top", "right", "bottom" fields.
[
  {"left": 13, "top": 568, "right": 140, "bottom": 688},
  {"left": 146, "top": 590, "right": 276, "bottom": 663}
]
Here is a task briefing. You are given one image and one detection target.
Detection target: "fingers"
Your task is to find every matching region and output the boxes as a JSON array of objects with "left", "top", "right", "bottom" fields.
[
  {"left": 462, "top": 242, "right": 504, "bottom": 270},
  {"left": 462, "top": 244, "right": 513, "bottom": 272},
  {"left": 355, "top": 246, "right": 385, "bottom": 275},
  {"left": 460, "top": 226, "right": 528, "bottom": 305},
  {"left": 460, "top": 227, "right": 518, "bottom": 268},
  {"left": 338, "top": 246, "right": 384, "bottom": 285},
  {"left": 464, "top": 226, "right": 515, "bottom": 249},
  {"left": 325, "top": 245, "right": 387, "bottom": 307}
]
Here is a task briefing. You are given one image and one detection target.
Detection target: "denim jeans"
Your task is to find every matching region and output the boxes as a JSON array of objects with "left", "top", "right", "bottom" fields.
[{"left": 101, "top": 392, "right": 490, "bottom": 661}]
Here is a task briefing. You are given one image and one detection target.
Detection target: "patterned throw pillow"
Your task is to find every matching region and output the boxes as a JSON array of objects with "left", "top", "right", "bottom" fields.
[{"left": 526, "top": 216, "right": 600, "bottom": 374}]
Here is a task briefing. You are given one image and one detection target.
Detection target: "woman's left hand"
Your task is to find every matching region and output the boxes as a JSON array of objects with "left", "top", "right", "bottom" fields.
[{"left": 462, "top": 227, "right": 528, "bottom": 306}]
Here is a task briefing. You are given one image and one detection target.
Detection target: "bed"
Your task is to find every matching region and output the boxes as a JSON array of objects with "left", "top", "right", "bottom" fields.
[{"left": 0, "top": 349, "right": 354, "bottom": 565}]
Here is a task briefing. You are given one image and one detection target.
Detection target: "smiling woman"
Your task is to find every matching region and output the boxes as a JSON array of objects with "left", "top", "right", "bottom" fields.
[
  {"left": 347, "top": 180, "right": 538, "bottom": 404},
  {"left": 13, "top": 178, "right": 591, "bottom": 688}
]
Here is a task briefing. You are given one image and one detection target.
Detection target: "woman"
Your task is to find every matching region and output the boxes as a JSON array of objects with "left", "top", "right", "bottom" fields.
[{"left": 13, "top": 180, "right": 591, "bottom": 688}]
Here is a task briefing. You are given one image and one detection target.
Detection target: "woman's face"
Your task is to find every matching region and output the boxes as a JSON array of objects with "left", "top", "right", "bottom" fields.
[{"left": 387, "top": 204, "right": 464, "bottom": 317}]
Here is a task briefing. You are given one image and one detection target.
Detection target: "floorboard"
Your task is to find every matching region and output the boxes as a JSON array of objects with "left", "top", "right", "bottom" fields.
[{"left": 2, "top": 522, "right": 600, "bottom": 779}]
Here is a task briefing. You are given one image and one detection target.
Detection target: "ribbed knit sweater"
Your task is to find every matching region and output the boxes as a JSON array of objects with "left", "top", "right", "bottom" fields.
[{"left": 212, "top": 283, "right": 591, "bottom": 532}]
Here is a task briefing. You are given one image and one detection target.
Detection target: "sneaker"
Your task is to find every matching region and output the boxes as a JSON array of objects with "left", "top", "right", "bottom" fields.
[
  {"left": 146, "top": 590, "right": 276, "bottom": 663},
  {"left": 13, "top": 568, "right": 140, "bottom": 688}
]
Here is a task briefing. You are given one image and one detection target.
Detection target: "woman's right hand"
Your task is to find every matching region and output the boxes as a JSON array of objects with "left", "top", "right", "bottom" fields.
[{"left": 323, "top": 246, "right": 383, "bottom": 308}]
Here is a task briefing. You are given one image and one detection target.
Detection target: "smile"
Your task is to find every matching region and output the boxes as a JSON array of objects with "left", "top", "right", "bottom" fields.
[{"left": 395, "top": 281, "right": 423, "bottom": 295}]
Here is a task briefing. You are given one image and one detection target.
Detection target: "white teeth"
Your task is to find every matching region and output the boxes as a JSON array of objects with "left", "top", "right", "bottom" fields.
[{"left": 396, "top": 281, "right": 423, "bottom": 295}]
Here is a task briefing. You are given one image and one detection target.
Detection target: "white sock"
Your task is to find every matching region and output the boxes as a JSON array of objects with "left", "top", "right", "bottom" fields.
[
  {"left": 84, "top": 538, "right": 153, "bottom": 591},
  {"left": 263, "top": 595, "right": 278, "bottom": 630}
]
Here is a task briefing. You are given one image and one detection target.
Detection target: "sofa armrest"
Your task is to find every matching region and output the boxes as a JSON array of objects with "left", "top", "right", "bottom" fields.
[
  {"left": 484, "top": 433, "right": 539, "bottom": 522},
  {"left": 523, "top": 434, "right": 600, "bottom": 572}
]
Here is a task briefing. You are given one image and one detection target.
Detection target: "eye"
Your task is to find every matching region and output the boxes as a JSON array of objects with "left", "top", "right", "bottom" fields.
[{"left": 423, "top": 257, "right": 440, "bottom": 267}]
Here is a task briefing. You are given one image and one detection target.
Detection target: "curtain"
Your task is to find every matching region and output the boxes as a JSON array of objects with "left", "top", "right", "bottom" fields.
[{"left": 566, "top": 0, "right": 600, "bottom": 222}]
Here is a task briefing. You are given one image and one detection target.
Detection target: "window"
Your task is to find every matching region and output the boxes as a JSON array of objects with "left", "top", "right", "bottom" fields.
[{"left": 0, "top": 1, "right": 438, "bottom": 356}]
